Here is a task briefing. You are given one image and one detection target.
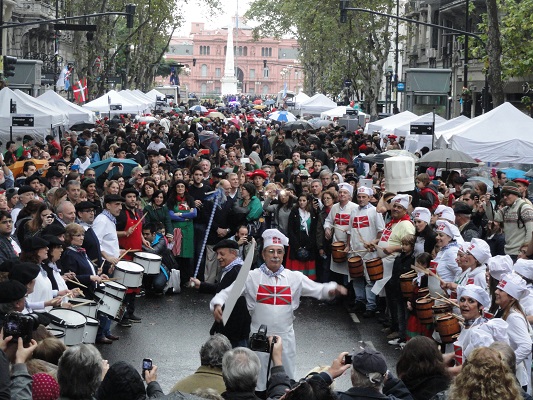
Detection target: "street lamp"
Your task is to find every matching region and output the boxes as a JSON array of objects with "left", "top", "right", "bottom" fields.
[
  {"left": 385, "top": 66, "right": 393, "bottom": 114},
  {"left": 124, "top": 44, "right": 134, "bottom": 89}
]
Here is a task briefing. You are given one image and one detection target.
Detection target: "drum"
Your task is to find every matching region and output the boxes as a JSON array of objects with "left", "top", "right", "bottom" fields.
[
  {"left": 83, "top": 316, "right": 99, "bottom": 344},
  {"left": 415, "top": 298, "right": 435, "bottom": 324},
  {"left": 68, "top": 299, "right": 98, "bottom": 319},
  {"left": 114, "top": 261, "right": 144, "bottom": 288},
  {"left": 47, "top": 328, "right": 65, "bottom": 343},
  {"left": 348, "top": 256, "right": 364, "bottom": 278},
  {"left": 436, "top": 315, "right": 461, "bottom": 344},
  {"left": 400, "top": 271, "right": 417, "bottom": 299},
  {"left": 417, "top": 287, "right": 429, "bottom": 299},
  {"left": 432, "top": 303, "right": 452, "bottom": 322},
  {"left": 331, "top": 242, "right": 347, "bottom": 263},
  {"left": 48, "top": 309, "right": 87, "bottom": 346},
  {"left": 94, "top": 290, "right": 126, "bottom": 321},
  {"left": 101, "top": 281, "right": 127, "bottom": 300},
  {"left": 365, "top": 258, "right": 384, "bottom": 281},
  {"left": 453, "top": 334, "right": 462, "bottom": 365},
  {"left": 133, "top": 252, "right": 162, "bottom": 275}
]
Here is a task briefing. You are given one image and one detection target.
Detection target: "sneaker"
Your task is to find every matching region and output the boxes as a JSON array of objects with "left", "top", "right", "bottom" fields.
[
  {"left": 117, "top": 319, "right": 132, "bottom": 328},
  {"left": 127, "top": 314, "right": 142, "bottom": 322},
  {"left": 388, "top": 337, "right": 405, "bottom": 346},
  {"left": 362, "top": 310, "right": 376, "bottom": 318},
  {"left": 386, "top": 332, "right": 400, "bottom": 340},
  {"left": 136, "top": 289, "right": 146, "bottom": 298}
]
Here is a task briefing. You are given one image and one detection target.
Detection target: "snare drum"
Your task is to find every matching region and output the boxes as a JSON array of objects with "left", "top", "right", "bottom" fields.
[
  {"left": 94, "top": 290, "right": 126, "bottom": 321},
  {"left": 47, "top": 328, "right": 65, "bottom": 343},
  {"left": 83, "top": 317, "right": 99, "bottom": 344},
  {"left": 101, "top": 281, "right": 127, "bottom": 300},
  {"left": 68, "top": 299, "right": 98, "bottom": 318},
  {"left": 48, "top": 309, "right": 87, "bottom": 346},
  {"left": 114, "top": 261, "right": 144, "bottom": 287},
  {"left": 133, "top": 252, "right": 162, "bottom": 275}
]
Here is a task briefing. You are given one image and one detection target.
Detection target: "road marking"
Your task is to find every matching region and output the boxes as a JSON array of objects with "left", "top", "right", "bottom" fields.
[{"left": 350, "top": 312, "right": 360, "bottom": 323}]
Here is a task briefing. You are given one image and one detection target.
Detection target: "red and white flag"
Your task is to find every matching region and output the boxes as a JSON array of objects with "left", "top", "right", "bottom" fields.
[{"left": 73, "top": 78, "right": 88, "bottom": 104}]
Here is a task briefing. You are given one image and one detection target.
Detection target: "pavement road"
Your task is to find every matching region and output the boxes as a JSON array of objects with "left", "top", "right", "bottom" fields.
[{"left": 97, "top": 288, "right": 402, "bottom": 394}]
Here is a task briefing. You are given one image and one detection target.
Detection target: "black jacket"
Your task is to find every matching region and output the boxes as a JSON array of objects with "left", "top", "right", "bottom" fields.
[
  {"left": 336, "top": 375, "right": 414, "bottom": 400},
  {"left": 287, "top": 208, "right": 318, "bottom": 260}
]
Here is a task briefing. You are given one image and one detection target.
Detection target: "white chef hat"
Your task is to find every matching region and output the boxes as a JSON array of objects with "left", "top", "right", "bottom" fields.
[
  {"left": 463, "top": 329, "right": 495, "bottom": 360},
  {"left": 467, "top": 238, "right": 492, "bottom": 265},
  {"left": 338, "top": 182, "right": 354, "bottom": 197},
  {"left": 262, "top": 229, "right": 289, "bottom": 248},
  {"left": 357, "top": 186, "right": 373, "bottom": 197},
  {"left": 459, "top": 242, "right": 470, "bottom": 254},
  {"left": 457, "top": 284, "right": 491, "bottom": 308},
  {"left": 513, "top": 258, "right": 533, "bottom": 281},
  {"left": 439, "top": 207, "right": 456, "bottom": 223},
  {"left": 488, "top": 255, "right": 514, "bottom": 280},
  {"left": 435, "top": 205, "right": 447, "bottom": 215},
  {"left": 497, "top": 272, "right": 530, "bottom": 300},
  {"left": 391, "top": 194, "right": 411, "bottom": 209},
  {"left": 412, "top": 207, "right": 431, "bottom": 224},
  {"left": 436, "top": 220, "right": 458, "bottom": 239},
  {"left": 478, "top": 318, "right": 509, "bottom": 344}
]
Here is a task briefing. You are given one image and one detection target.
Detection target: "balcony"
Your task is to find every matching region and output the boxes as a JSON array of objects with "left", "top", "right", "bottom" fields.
[{"left": 19, "top": 2, "right": 55, "bottom": 20}]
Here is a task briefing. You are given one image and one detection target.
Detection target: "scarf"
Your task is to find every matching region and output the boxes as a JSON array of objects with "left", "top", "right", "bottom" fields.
[
  {"left": 441, "top": 241, "right": 459, "bottom": 252},
  {"left": 384, "top": 213, "right": 411, "bottom": 231},
  {"left": 68, "top": 245, "right": 86, "bottom": 255},
  {"left": 101, "top": 209, "right": 116, "bottom": 224},
  {"left": 221, "top": 257, "right": 244, "bottom": 275},
  {"left": 298, "top": 208, "right": 310, "bottom": 235},
  {"left": 260, "top": 263, "right": 284, "bottom": 278}
]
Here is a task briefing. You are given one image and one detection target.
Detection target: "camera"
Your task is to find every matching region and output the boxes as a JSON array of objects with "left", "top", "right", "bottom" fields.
[
  {"left": 250, "top": 325, "right": 275, "bottom": 353},
  {"left": 344, "top": 354, "right": 352, "bottom": 364},
  {"left": 247, "top": 235, "right": 253, "bottom": 242},
  {"left": 2, "top": 312, "right": 39, "bottom": 344}
]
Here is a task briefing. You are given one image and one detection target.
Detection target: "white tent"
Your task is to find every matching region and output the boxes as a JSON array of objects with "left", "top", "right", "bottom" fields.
[
  {"left": 294, "top": 92, "right": 310, "bottom": 108},
  {"left": 445, "top": 102, "right": 533, "bottom": 163},
  {"left": 320, "top": 106, "right": 346, "bottom": 119},
  {"left": 364, "top": 111, "right": 418, "bottom": 136},
  {"left": 118, "top": 90, "right": 152, "bottom": 110},
  {"left": 434, "top": 115, "right": 470, "bottom": 149},
  {"left": 83, "top": 90, "right": 149, "bottom": 114},
  {"left": 146, "top": 89, "right": 167, "bottom": 101},
  {"left": 393, "top": 112, "right": 447, "bottom": 137},
  {"left": 38, "top": 91, "right": 96, "bottom": 128},
  {"left": 0, "top": 88, "right": 64, "bottom": 142},
  {"left": 404, "top": 115, "right": 469, "bottom": 152},
  {"left": 132, "top": 89, "right": 157, "bottom": 107},
  {"left": 299, "top": 94, "right": 337, "bottom": 115},
  {"left": 14, "top": 90, "right": 68, "bottom": 128}
]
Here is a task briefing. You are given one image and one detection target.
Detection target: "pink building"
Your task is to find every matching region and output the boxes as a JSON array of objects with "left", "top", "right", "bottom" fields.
[{"left": 163, "top": 22, "right": 303, "bottom": 97}]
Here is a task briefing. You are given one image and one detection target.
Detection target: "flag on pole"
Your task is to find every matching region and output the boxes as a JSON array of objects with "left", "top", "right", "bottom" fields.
[
  {"left": 64, "top": 66, "right": 72, "bottom": 91},
  {"left": 73, "top": 78, "right": 88, "bottom": 103},
  {"left": 56, "top": 65, "right": 68, "bottom": 89}
]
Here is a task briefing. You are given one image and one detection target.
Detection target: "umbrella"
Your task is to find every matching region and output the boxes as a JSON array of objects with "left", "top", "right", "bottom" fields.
[
  {"left": 269, "top": 110, "right": 297, "bottom": 123},
  {"left": 207, "top": 111, "right": 225, "bottom": 119},
  {"left": 501, "top": 168, "right": 527, "bottom": 180},
  {"left": 253, "top": 105, "right": 267, "bottom": 110},
  {"left": 309, "top": 118, "right": 333, "bottom": 128},
  {"left": 190, "top": 105, "right": 208, "bottom": 113},
  {"left": 468, "top": 176, "right": 494, "bottom": 191},
  {"left": 248, "top": 110, "right": 262, "bottom": 115},
  {"left": 253, "top": 99, "right": 263, "bottom": 105},
  {"left": 228, "top": 101, "right": 241, "bottom": 107},
  {"left": 360, "top": 150, "right": 418, "bottom": 165},
  {"left": 416, "top": 149, "right": 479, "bottom": 169},
  {"left": 9, "top": 159, "right": 50, "bottom": 178},
  {"left": 265, "top": 99, "right": 275, "bottom": 105},
  {"left": 87, "top": 157, "right": 139, "bottom": 178},
  {"left": 227, "top": 118, "right": 242, "bottom": 127},
  {"left": 216, "top": 102, "right": 225, "bottom": 107},
  {"left": 281, "top": 120, "right": 314, "bottom": 131},
  {"left": 198, "top": 131, "right": 221, "bottom": 153},
  {"left": 69, "top": 122, "right": 96, "bottom": 131}
]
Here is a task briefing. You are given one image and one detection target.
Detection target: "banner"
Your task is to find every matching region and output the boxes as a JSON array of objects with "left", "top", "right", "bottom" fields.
[{"left": 73, "top": 78, "right": 88, "bottom": 103}]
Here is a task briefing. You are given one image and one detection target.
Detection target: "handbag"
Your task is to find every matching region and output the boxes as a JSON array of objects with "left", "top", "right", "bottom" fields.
[{"left": 295, "top": 247, "right": 311, "bottom": 261}]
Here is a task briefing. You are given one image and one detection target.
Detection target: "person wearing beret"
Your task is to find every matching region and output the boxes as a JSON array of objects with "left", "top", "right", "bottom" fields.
[
  {"left": 513, "top": 178, "right": 532, "bottom": 204},
  {"left": 8, "top": 261, "right": 41, "bottom": 314}
]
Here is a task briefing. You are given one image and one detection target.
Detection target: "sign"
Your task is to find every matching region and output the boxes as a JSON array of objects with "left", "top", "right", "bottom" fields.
[
  {"left": 12, "top": 114, "right": 34, "bottom": 127},
  {"left": 410, "top": 122, "right": 433, "bottom": 135},
  {"left": 344, "top": 79, "right": 352, "bottom": 87},
  {"left": 397, "top": 82, "right": 405, "bottom": 92},
  {"left": 109, "top": 104, "right": 122, "bottom": 111}
]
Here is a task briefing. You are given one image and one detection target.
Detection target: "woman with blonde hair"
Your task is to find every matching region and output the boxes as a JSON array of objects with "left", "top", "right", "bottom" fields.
[
  {"left": 49, "top": 187, "right": 68, "bottom": 212},
  {"left": 447, "top": 347, "right": 522, "bottom": 400}
]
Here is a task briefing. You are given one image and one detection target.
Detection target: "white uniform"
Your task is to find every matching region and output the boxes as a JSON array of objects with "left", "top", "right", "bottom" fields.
[
  {"left": 26, "top": 267, "right": 54, "bottom": 312},
  {"left": 210, "top": 267, "right": 336, "bottom": 391},
  {"left": 323, "top": 201, "right": 357, "bottom": 275}
]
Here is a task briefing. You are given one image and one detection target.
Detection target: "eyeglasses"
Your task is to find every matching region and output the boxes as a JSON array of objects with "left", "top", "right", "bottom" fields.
[
  {"left": 266, "top": 249, "right": 284, "bottom": 255},
  {"left": 73, "top": 234, "right": 85, "bottom": 237}
]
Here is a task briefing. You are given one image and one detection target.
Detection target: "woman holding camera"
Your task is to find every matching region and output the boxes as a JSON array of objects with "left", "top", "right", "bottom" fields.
[{"left": 16, "top": 202, "right": 54, "bottom": 243}]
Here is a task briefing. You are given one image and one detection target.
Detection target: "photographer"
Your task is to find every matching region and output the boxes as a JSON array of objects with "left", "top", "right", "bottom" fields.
[{"left": 0, "top": 333, "right": 38, "bottom": 400}]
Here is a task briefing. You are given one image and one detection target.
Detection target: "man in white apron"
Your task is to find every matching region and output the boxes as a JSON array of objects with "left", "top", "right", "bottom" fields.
[{"left": 210, "top": 229, "right": 347, "bottom": 391}]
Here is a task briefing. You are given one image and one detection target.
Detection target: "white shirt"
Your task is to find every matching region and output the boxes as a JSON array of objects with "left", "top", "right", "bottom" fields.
[
  {"left": 348, "top": 204, "right": 385, "bottom": 256},
  {"left": 93, "top": 213, "right": 120, "bottom": 258},
  {"left": 324, "top": 201, "right": 358, "bottom": 243},
  {"left": 147, "top": 141, "right": 167, "bottom": 152}
]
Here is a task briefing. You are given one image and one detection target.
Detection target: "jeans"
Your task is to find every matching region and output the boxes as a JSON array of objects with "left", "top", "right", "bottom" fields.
[
  {"left": 385, "top": 281, "right": 407, "bottom": 337},
  {"left": 97, "top": 314, "right": 111, "bottom": 338},
  {"left": 352, "top": 277, "right": 377, "bottom": 310}
]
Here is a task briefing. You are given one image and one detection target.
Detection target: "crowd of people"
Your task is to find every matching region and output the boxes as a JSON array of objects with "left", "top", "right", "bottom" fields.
[{"left": 0, "top": 97, "right": 532, "bottom": 400}]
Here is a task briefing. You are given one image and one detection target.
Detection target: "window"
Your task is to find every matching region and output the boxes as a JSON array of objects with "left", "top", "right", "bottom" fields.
[
  {"left": 215, "top": 68, "right": 221, "bottom": 77},
  {"left": 207, "top": 46, "right": 210, "bottom": 55},
  {"left": 201, "top": 64, "right": 208, "bottom": 77},
  {"left": 261, "top": 47, "right": 272, "bottom": 57},
  {"left": 243, "top": 46, "right": 247, "bottom": 56},
  {"left": 263, "top": 67, "right": 269, "bottom": 78},
  {"left": 199, "top": 46, "right": 210, "bottom": 55},
  {"left": 224, "top": 46, "right": 227, "bottom": 55},
  {"left": 262, "top": 85, "right": 269, "bottom": 95},
  {"left": 249, "top": 69, "right": 255, "bottom": 79},
  {"left": 201, "top": 83, "right": 207, "bottom": 95}
]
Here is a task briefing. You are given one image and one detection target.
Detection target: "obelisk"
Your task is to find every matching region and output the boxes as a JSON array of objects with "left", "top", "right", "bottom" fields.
[{"left": 220, "top": 21, "right": 238, "bottom": 95}]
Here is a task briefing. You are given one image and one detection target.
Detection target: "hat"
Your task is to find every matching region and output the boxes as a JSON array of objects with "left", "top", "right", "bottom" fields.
[
  {"left": 47, "top": 169, "right": 63, "bottom": 179},
  {"left": 262, "top": 229, "right": 289, "bottom": 248},
  {"left": 82, "top": 178, "right": 96, "bottom": 189},
  {"left": 345, "top": 174, "right": 358, "bottom": 184},
  {"left": 359, "top": 144, "right": 368, "bottom": 152},
  {"left": 387, "top": 135, "right": 397, "bottom": 140},
  {"left": 6, "top": 187, "right": 18, "bottom": 201},
  {"left": 213, "top": 239, "right": 239, "bottom": 252},
  {"left": 459, "top": 241, "right": 471, "bottom": 254},
  {"left": 466, "top": 238, "right": 491, "bottom": 264},
  {"left": 453, "top": 201, "right": 472, "bottom": 215},
  {"left": 412, "top": 207, "right": 431, "bottom": 224},
  {"left": 435, "top": 204, "right": 447, "bottom": 215},
  {"left": 211, "top": 168, "right": 227, "bottom": 179},
  {"left": 23, "top": 135, "right": 33, "bottom": 143},
  {"left": 436, "top": 220, "right": 458, "bottom": 239},
  {"left": 513, "top": 259, "right": 533, "bottom": 281},
  {"left": 338, "top": 182, "right": 354, "bottom": 197},
  {"left": 41, "top": 235, "right": 64, "bottom": 247},
  {"left": 9, "top": 262, "right": 40, "bottom": 285},
  {"left": 251, "top": 170, "right": 268, "bottom": 179},
  {"left": 104, "top": 194, "right": 126, "bottom": 204},
  {"left": 457, "top": 284, "right": 491, "bottom": 308},
  {"left": 357, "top": 186, "right": 373, "bottom": 197},
  {"left": 501, "top": 182, "right": 521, "bottom": 197},
  {"left": 75, "top": 201, "right": 97, "bottom": 212},
  {"left": 513, "top": 178, "right": 530, "bottom": 187},
  {"left": 21, "top": 237, "right": 49, "bottom": 253},
  {"left": 391, "top": 194, "right": 410, "bottom": 210},
  {"left": 121, "top": 188, "right": 139, "bottom": 198},
  {"left": 436, "top": 206, "right": 455, "bottom": 223},
  {"left": 42, "top": 224, "right": 66, "bottom": 237},
  {"left": 352, "top": 349, "right": 387, "bottom": 376},
  {"left": 114, "top": 147, "right": 126, "bottom": 155},
  {"left": 497, "top": 272, "right": 530, "bottom": 300},
  {"left": 32, "top": 373, "right": 60, "bottom": 400},
  {"left": 488, "top": 255, "right": 514, "bottom": 280},
  {"left": 336, "top": 158, "right": 349, "bottom": 165},
  {"left": 25, "top": 174, "right": 41, "bottom": 185},
  {"left": 17, "top": 185, "right": 35, "bottom": 195},
  {"left": 0, "top": 280, "right": 27, "bottom": 303}
]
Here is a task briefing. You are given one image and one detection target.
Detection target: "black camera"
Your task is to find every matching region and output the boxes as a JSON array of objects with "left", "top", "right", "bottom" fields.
[
  {"left": 2, "top": 312, "right": 39, "bottom": 344},
  {"left": 250, "top": 325, "right": 273, "bottom": 353}
]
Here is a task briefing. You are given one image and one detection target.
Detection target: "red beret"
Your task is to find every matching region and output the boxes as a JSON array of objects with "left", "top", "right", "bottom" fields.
[
  {"left": 359, "top": 144, "right": 368, "bottom": 151},
  {"left": 251, "top": 170, "right": 268, "bottom": 179},
  {"left": 388, "top": 134, "right": 397, "bottom": 139},
  {"left": 513, "top": 178, "right": 530, "bottom": 186},
  {"left": 336, "top": 158, "right": 349, "bottom": 165}
]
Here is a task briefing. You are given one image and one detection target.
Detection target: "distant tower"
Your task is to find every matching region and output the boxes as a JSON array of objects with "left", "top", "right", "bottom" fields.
[{"left": 220, "top": 22, "right": 238, "bottom": 95}]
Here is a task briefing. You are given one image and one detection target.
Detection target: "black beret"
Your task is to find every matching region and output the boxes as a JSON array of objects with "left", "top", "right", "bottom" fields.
[
  {"left": 9, "top": 262, "right": 40, "bottom": 285},
  {"left": 42, "top": 224, "right": 66, "bottom": 237},
  {"left": 41, "top": 235, "right": 64, "bottom": 247},
  {"left": 17, "top": 185, "right": 35, "bottom": 195},
  {"left": 453, "top": 201, "right": 472, "bottom": 215},
  {"left": 47, "top": 169, "right": 63, "bottom": 179},
  {"left": 21, "top": 237, "right": 49, "bottom": 253},
  {"left": 213, "top": 239, "right": 239, "bottom": 252},
  {"left": 114, "top": 147, "right": 126, "bottom": 155},
  {"left": 121, "top": 188, "right": 139, "bottom": 198},
  {"left": 344, "top": 174, "right": 359, "bottom": 183},
  {"left": 25, "top": 174, "right": 42, "bottom": 185},
  {"left": 104, "top": 194, "right": 126, "bottom": 204},
  {"left": 82, "top": 178, "right": 96, "bottom": 189},
  {"left": 0, "top": 280, "right": 27, "bottom": 303},
  {"left": 75, "top": 201, "right": 96, "bottom": 212},
  {"left": 211, "top": 168, "right": 227, "bottom": 179}
]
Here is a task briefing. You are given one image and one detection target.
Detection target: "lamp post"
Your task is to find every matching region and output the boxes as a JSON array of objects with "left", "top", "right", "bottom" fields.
[
  {"left": 385, "top": 66, "right": 393, "bottom": 114},
  {"left": 124, "top": 44, "right": 134, "bottom": 89}
]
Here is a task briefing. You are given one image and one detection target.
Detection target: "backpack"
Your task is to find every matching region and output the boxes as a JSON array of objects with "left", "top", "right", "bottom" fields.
[
  {"left": 420, "top": 186, "right": 440, "bottom": 213},
  {"left": 353, "top": 156, "right": 366, "bottom": 177}
]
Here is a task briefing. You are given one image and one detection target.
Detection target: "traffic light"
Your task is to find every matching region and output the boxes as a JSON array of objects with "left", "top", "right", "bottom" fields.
[
  {"left": 3, "top": 56, "right": 16, "bottom": 77},
  {"left": 340, "top": 0, "right": 348, "bottom": 23},
  {"left": 192, "top": 58, "right": 196, "bottom": 67},
  {"left": 125, "top": 4, "right": 136, "bottom": 29}
]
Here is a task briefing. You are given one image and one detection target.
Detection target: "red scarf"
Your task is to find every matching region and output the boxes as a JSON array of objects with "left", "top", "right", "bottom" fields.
[{"left": 385, "top": 213, "right": 411, "bottom": 231}]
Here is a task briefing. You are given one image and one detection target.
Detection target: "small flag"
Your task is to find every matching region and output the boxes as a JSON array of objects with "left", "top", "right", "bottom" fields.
[
  {"left": 73, "top": 78, "right": 88, "bottom": 103},
  {"left": 56, "top": 65, "right": 68, "bottom": 89}
]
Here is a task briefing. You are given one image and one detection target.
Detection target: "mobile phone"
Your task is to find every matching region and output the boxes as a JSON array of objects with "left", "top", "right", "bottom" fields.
[
  {"left": 449, "top": 188, "right": 456, "bottom": 194},
  {"left": 247, "top": 235, "right": 252, "bottom": 242},
  {"left": 199, "top": 149, "right": 210, "bottom": 155},
  {"left": 491, "top": 168, "right": 496, "bottom": 178},
  {"left": 112, "top": 162, "right": 121, "bottom": 167},
  {"left": 344, "top": 354, "right": 352, "bottom": 364},
  {"left": 240, "top": 158, "right": 250, "bottom": 164},
  {"left": 142, "top": 358, "right": 153, "bottom": 380},
  {"left": 360, "top": 179, "right": 373, "bottom": 189}
]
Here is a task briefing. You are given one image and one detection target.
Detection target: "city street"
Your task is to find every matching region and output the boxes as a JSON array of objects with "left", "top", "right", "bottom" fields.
[{"left": 97, "top": 288, "right": 402, "bottom": 394}]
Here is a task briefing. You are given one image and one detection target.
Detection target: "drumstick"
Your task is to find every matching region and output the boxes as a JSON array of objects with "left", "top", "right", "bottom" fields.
[
  {"left": 70, "top": 300, "right": 94, "bottom": 308},
  {"left": 101, "top": 278, "right": 120, "bottom": 282},
  {"left": 412, "top": 265, "right": 446, "bottom": 284},
  {"left": 436, "top": 292, "right": 459, "bottom": 307},
  {"left": 66, "top": 278, "right": 88, "bottom": 289},
  {"left": 131, "top": 214, "right": 147, "bottom": 231},
  {"left": 450, "top": 313, "right": 465, "bottom": 323}
]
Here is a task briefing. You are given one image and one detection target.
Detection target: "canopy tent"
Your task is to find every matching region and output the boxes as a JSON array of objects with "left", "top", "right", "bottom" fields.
[
  {"left": 445, "top": 102, "right": 533, "bottom": 163},
  {"left": 433, "top": 115, "right": 470, "bottom": 149},
  {"left": 393, "top": 112, "right": 447, "bottom": 137},
  {"left": 321, "top": 106, "right": 346, "bottom": 119},
  {"left": 82, "top": 90, "right": 150, "bottom": 114},
  {"left": 364, "top": 111, "right": 418, "bottom": 136},
  {"left": 404, "top": 115, "right": 470, "bottom": 152},
  {"left": 294, "top": 92, "right": 310, "bottom": 108},
  {"left": 132, "top": 89, "right": 157, "bottom": 106},
  {"left": 145, "top": 89, "right": 166, "bottom": 101},
  {"left": 0, "top": 88, "right": 64, "bottom": 142},
  {"left": 118, "top": 90, "right": 153, "bottom": 110},
  {"left": 298, "top": 94, "right": 337, "bottom": 115},
  {"left": 38, "top": 90, "right": 96, "bottom": 127},
  {"left": 14, "top": 89, "right": 68, "bottom": 128}
]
